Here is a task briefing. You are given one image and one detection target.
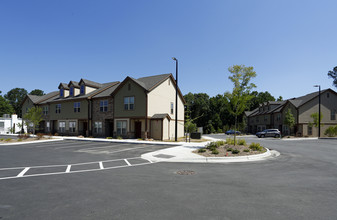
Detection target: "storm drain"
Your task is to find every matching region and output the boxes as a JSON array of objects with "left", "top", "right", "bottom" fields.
[{"left": 176, "top": 170, "right": 195, "bottom": 175}]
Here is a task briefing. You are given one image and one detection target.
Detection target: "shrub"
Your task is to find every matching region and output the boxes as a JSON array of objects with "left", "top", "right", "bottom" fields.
[
  {"left": 206, "top": 142, "right": 219, "bottom": 150},
  {"left": 216, "top": 140, "right": 226, "bottom": 146},
  {"left": 0, "top": 138, "right": 4, "bottom": 141},
  {"left": 18, "top": 139, "right": 23, "bottom": 142},
  {"left": 232, "top": 149, "right": 240, "bottom": 154},
  {"left": 324, "top": 125, "right": 337, "bottom": 137},
  {"left": 36, "top": 133, "right": 44, "bottom": 139},
  {"left": 238, "top": 139, "right": 246, "bottom": 145},
  {"left": 243, "top": 149, "right": 250, "bottom": 152},
  {"left": 226, "top": 138, "right": 237, "bottom": 145},
  {"left": 249, "top": 142, "right": 263, "bottom": 151},
  {"left": 227, "top": 148, "right": 233, "bottom": 152},
  {"left": 212, "top": 149, "right": 219, "bottom": 154},
  {"left": 198, "top": 148, "right": 206, "bottom": 153},
  {"left": 5, "top": 138, "right": 12, "bottom": 142},
  {"left": 106, "top": 137, "right": 113, "bottom": 139},
  {"left": 117, "top": 136, "right": 123, "bottom": 140},
  {"left": 54, "top": 133, "right": 59, "bottom": 136}
]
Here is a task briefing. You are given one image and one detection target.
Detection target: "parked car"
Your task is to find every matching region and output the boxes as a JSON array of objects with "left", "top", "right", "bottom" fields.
[
  {"left": 256, "top": 129, "right": 281, "bottom": 138},
  {"left": 225, "top": 130, "right": 241, "bottom": 135}
]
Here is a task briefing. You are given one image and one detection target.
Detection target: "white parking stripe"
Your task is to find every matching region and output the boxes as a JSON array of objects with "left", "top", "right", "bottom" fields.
[
  {"left": 17, "top": 167, "right": 30, "bottom": 177},
  {"left": 99, "top": 162, "right": 104, "bottom": 169},
  {"left": 124, "top": 159, "right": 131, "bottom": 166},
  {"left": 66, "top": 165, "right": 71, "bottom": 173},
  {"left": 145, "top": 159, "right": 153, "bottom": 163}
]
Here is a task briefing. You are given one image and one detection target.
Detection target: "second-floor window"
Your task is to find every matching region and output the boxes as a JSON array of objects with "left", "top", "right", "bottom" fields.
[
  {"left": 80, "top": 85, "right": 85, "bottom": 94},
  {"left": 43, "top": 106, "right": 48, "bottom": 115},
  {"left": 56, "top": 104, "right": 61, "bottom": 114},
  {"left": 100, "top": 100, "right": 108, "bottom": 112},
  {"left": 70, "top": 86, "right": 74, "bottom": 96},
  {"left": 74, "top": 102, "right": 81, "bottom": 112},
  {"left": 124, "top": 97, "right": 134, "bottom": 110},
  {"left": 331, "top": 110, "right": 336, "bottom": 120}
]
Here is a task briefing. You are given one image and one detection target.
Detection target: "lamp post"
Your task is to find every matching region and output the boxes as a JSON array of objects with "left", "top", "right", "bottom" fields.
[
  {"left": 172, "top": 57, "right": 178, "bottom": 142},
  {"left": 314, "top": 85, "right": 321, "bottom": 138}
]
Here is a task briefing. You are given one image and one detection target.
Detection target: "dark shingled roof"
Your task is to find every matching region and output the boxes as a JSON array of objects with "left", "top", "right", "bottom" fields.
[
  {"left": 80, "top": 79, "right": 103, "bottom": 88},
  {"left": 151, "top": 113, "right": 171, "bottom": 120},
  {"left": 59, "top": 83, "right": 69, "bottom": 90},
  {"left": 28, "top": 91, "right": 59, "bottom": 104},
  {"left": 68, "top": 81, "right": 80, "bottom": 88},
  {"left": 136, "top": 73, "right": 172, "bottom": 91},
  {"left": 91, "top": 82, "right": 120, "bottom": 98}
]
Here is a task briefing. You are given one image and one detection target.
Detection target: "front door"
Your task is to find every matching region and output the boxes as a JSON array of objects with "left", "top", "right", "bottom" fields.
[
  {"left": 135, "top": 121, "right": 141, "bottom": 139},
  {"left": 83, "top": 122, "right": 88, "bottom": 136}
]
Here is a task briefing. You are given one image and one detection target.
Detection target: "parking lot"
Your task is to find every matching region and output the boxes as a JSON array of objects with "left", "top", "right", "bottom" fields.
[
  {"left": 0, "top": 140, "right": 174, "bottom": 181},
  {"left": 0, "top": 136, "right": 337, "bottom": 219}
]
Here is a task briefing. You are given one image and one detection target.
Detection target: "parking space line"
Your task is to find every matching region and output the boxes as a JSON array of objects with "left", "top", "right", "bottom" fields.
[
  {"left": 145, "top": 159, "right": 153, "bottom": 163},
  {"left": 99, "top": 162, "right": 104, "bottom": 169},
  {"left": 0, "top": 160, "right": 156, "bottom": 181},
  {"left": 17, "top": 167, "right": 30, "bottom": 177},
  {"left": 66, "top": 165, "right": 71, "bottom": 173},
  {"left": 124, "top": 159, "right": 131, "bottom": 166}
]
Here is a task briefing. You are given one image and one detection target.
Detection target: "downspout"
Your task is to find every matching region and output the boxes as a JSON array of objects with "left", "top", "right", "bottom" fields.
[{"left": 145, "top": 91, "right": 148, "bottom": 139}]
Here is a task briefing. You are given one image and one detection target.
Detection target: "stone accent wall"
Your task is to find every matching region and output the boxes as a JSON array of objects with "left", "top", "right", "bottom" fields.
[{"left": 92, "top": 97, "right": 114, "bottom": 137}]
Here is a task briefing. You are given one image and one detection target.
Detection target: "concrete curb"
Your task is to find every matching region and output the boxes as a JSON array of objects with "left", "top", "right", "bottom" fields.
[
  {"left": 141, "top": 144, "right": 275, "bottom": 163},
  {"left": 0, "top": 138, "right": 64, "bottom": 146}
]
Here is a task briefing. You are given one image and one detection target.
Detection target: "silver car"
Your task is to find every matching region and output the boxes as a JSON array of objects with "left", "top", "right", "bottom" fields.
[{"left": 256, "top": 129, "right": 281, "bottom": 138}]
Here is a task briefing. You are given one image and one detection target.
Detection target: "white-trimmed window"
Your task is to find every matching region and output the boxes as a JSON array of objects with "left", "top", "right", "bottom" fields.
[
  {"left": 80, "top": 85, "right": 85, "bottom": 95},
  {"left": 124, "top": 97, "right": 134, "bottom": 110},
  {"left": 60, "top": 88, "right": 64, "bottom": 97},
  {"left": 56, "top": 104, "right": 61, "bottom": 114},
  {"left": 308, "top": 126, "right": 312, "bottom": 135},
  {"left": 116, "top": 120, "right": 127, "bottom": 136},
  {"left": 59, "top": 121, "right": 65, "bottom": 133},
  {"left": 100, "top": 100, "right": 108, "bottom": 112},
  {"left": 170, "top": 102, "right": 174, "bottom": 114},
  {"left": 74, "top": 102, "right": 81, "bottom": 112},
  {"left": 94, "top": 122, "right": 102, "bottom": 134},
  {"left": 43, "top": 106, "right": 48, "bottom": 115},
  {"left": 69, "top": 121, "right": 76, "bottom": 133},
  {"left": 331, "top": 110, "right": 336, "bottom": 120},
  {"left": 70, "top": 86, "right": 74, "bottom": 96},
  {"left": 46, "top": 121, "right": 50, "bottom": 132}
]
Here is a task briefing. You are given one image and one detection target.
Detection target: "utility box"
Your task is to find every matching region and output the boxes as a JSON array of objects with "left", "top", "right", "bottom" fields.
[{"left": 191, "top": 132, "right": 201, "bottom": 139}]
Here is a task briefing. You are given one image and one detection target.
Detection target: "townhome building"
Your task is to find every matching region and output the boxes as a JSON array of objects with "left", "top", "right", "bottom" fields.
[
  {"left": 245, "top": 88, "right": 337, "bottom": 137},
  {"left": 21, "top": 73, "right": 185, "bottom": 140}
]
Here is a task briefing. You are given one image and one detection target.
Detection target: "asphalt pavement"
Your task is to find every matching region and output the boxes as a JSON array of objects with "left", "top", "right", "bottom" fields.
[{"left": 0, "top": 136, "right": 336, "bottom": 219}]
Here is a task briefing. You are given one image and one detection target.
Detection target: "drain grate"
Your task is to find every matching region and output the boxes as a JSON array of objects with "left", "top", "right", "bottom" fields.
[{"left": 176, "top": 170, "right": 195, "bottom": 175}]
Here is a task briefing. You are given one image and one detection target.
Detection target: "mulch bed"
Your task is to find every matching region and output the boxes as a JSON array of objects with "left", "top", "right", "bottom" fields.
[{"left": 193, "top": 144, "right": 266, "bottom": 157}]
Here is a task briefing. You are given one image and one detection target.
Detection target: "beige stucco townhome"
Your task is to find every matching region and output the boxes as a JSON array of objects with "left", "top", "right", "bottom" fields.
[{"left": 21, "top": 73, "right": 185, "bottom": 140}]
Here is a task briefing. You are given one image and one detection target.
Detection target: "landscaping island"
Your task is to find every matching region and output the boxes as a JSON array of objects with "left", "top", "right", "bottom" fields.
[{"left": 194, "top": 138, "right": 266, "bottom": 157}]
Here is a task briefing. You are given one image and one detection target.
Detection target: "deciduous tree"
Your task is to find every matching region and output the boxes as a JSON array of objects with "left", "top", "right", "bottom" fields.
[
  {"left": 29, "top": 89, "right": 45, "bottom": 96},
  {"left": 23, "top": 106, "right": 43, "bottom": 134},
  {"left": 4, "top": 88, "right": 28, "bottom": 117},
  {"left": 327, "top": 66, "right": 337, "bottom": 88}
]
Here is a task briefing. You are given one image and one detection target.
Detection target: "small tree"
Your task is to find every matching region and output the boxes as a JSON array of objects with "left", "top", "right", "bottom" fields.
[
  {"left": 310, "top": 112, "right": 323, "bottom": 137},
  {"left": 284, "top": 109, "right": 295, "bottom": 136},
  {"left": 225, "top": 65, "right": 256, "bottom": 145},
  {"left": 23, "top": 107, "right": 43, "bottom": 135}
]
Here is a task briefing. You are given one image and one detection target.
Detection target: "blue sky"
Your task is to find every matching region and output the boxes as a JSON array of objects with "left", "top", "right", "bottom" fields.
[{"left": 0, "top": 0, "right": 336, "bottom": 99}]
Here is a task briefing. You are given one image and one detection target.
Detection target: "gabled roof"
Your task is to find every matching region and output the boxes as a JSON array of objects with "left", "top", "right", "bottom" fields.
[
  {"left": 22, "top": 91, "right": 59, "bottom": 106},
  {"left": 48, "top": 81, "right": 120, "bottom": 102},
  {"left": 68, "top": 81, "right": 80, "bottom": 88},
  {"left": 79, "top": 79, "right": 103, "bottom": 88},
  {"left": 110, "top": 73, "right": 186, "bottom": 104},
  {"left": 58, "top": 83, "right": 69, "bottom": 90}
]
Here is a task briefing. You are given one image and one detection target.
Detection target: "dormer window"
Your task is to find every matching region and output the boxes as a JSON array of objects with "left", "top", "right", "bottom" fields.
[
  {"left": 70, "top": 86, "right": 74, "bottom": 96},
  {"left": 80, "top": 85, "right": 85, "bottom": 94},
  {"left": 60, "top": 88, "right": 64, "bottom": 97}
]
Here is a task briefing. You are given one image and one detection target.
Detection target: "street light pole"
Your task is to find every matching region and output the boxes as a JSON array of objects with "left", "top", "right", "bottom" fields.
[
  {"left": 314, "top": 85, "right": 321, "bottom": 138},
  {"left": 172, "top": 57, "right": 178, "bottom": 142}
]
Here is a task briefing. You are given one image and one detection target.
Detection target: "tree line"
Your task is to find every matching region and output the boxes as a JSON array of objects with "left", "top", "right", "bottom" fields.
[{"left": 0, "top": 88, "right": 45, "bottom": 117}]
